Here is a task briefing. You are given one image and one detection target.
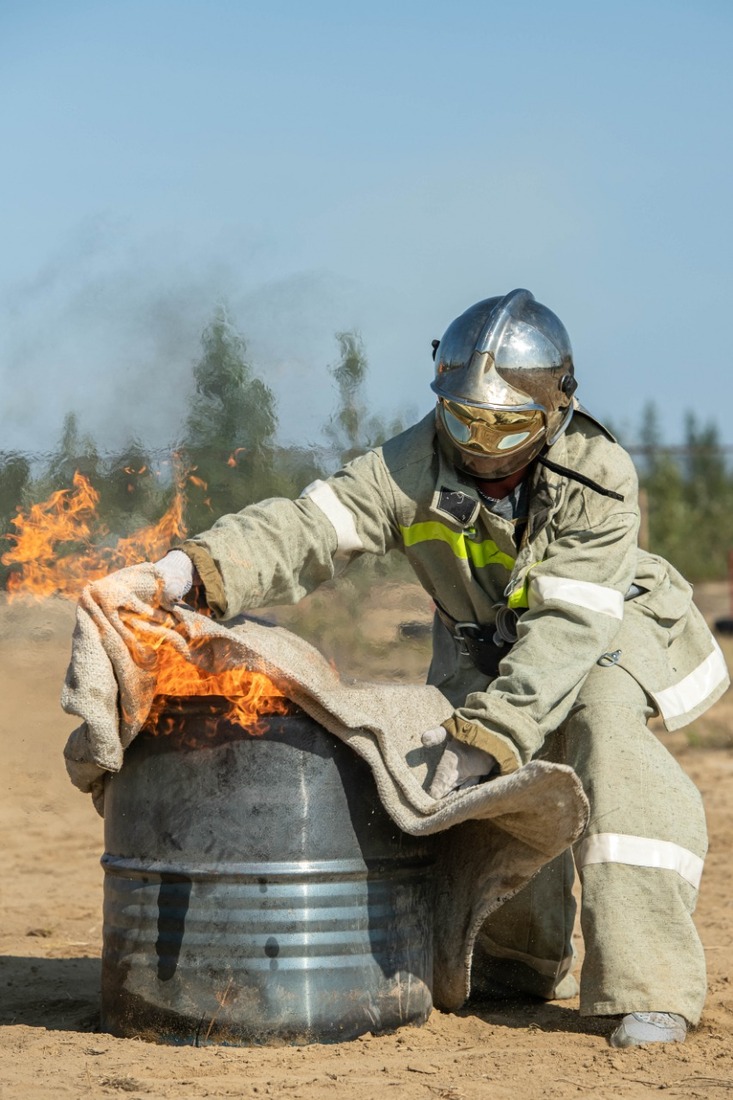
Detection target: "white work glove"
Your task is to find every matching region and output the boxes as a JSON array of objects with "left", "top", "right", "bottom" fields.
[
  {"left": 153, "top": 549, "right": 195, "bottom": 603},
  {"left": 422, "top": 726, "right": 498, "bottom": 799}
]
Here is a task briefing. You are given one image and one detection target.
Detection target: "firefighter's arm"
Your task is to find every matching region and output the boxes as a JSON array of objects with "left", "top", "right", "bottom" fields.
[
  {"left": 450, "top": 500, "right": 641, "bottom": 770},
  {"left": 179, "top": 450, "right": 401, "bottom": 619}
]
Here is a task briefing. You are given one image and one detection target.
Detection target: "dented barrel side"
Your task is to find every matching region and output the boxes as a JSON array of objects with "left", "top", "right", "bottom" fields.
[{"left": 101, "top": 707, "right": 434, "bottom": 1044}]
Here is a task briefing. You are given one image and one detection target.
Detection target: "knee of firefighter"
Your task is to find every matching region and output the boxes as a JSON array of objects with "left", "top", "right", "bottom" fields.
[
  {"left": 552, "top": 698, "right": 649, "bottom": 774},
  {"left": 544, "top": 665, "right": 654, "bottom": 769},
  {"left": 552, "top": 708, "right": 706, "bottom": 853}
]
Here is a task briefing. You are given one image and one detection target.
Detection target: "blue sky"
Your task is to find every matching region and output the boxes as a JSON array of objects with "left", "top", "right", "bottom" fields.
[{"left": 1, "top": 0, "right": 731, "bottom": 457}]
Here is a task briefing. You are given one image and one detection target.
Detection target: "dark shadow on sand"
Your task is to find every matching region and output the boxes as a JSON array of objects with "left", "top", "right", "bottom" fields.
[
  {"left": 1, "top": 954, "right": 612, "bottom": 1042},
  {"left": 0, "top": 955, "right": 100, "bottom": 1032},
  {"left": 461, "top": 993, "right": 612, "bottom": 1039}
]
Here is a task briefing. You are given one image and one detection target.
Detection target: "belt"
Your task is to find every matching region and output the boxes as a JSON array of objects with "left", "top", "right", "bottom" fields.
[
  {"left": 435, "top": 585, "right": 644, "bottom": 679},
  {"left": 434, "top": 603, "right": 518, "bottom": 679}
]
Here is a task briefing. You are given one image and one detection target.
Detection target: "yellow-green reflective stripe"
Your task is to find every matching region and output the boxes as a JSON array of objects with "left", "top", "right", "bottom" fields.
[
  {"left": 508, "top": 584, "right": 530, "bottom": 610},
  {"left": 400, "top": 522, "right": 515, "bottom": 571},
  {"left": 507, "top": 562, "right": 541, "bottom": 610}
]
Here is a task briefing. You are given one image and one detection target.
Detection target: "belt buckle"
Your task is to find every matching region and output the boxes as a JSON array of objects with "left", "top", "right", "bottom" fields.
[{"left": 453, "top": 621, "right": 481, "bottom": 656}]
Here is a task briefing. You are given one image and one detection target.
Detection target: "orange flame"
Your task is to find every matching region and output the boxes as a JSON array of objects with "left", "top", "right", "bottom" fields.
[
  {"left": 124, "top": 611, "right": 291, "bottom": 735},
  {"left": 2, "top": 470, "right": 294, "bottom": 730},
  {"left": 2, "top": 470, "right": 187, "bottom": 601},
  {"left": 227, "top": 447, "right": 246, "bottom": 468},
  {"left": 3, "top": 471, "right": 293, "bottom": 733}
]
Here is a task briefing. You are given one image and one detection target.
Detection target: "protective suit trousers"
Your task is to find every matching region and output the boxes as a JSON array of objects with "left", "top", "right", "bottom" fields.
[{"left": 472, "top": 662, "right": 708, "bottom": 1023}]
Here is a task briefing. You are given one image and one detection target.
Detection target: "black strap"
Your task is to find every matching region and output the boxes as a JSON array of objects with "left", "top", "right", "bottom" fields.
[
  {"left": 537, "top": 455, "right": 625, "bottom": 502},
  {"left": 434, "top": 603, "right": 511, "bottom": 679}
]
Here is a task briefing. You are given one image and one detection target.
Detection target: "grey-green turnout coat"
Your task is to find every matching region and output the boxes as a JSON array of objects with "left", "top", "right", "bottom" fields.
[
  {"left": 184, "top": 409, "right": 729, "bottom": 1021},
  {"left": 184, "top": 409, "right": 729, "bottom": 772}
]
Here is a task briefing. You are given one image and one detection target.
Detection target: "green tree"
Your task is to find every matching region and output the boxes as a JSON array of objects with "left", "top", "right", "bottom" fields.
[
  {"left": 0, "top": 452, "right": 32, "bottom": 589},
  {"left": 97, "top": 440, "right": 163, "bottom": 537},
  {"left": 681, "top": 413, "right": 728, "bottom": 509},
  {"left": 325, "top": 330, "right": 369, "bottom": 463},
  {"left": 41, "top": 411, "right": 100, "bottom": 494},
  {"left": 324, "top": 330, "right": 402, "bottom": 465},
  {"left": 182, "top": 307, "right": 282, "bottom": 530},
  {"left": 677, "top": 413, "right": 733, "bottom": 578},
  {"left": 635, "top": 403, "right": 733, "bottom": 581},
  {"left": 0, "top": 452, "right": 31, "bottom": 523}
]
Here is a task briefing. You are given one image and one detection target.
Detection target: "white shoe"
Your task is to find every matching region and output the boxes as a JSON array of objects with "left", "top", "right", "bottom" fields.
[{"left": 609, "top": 1012, "right": 687, "bottom": 1048}]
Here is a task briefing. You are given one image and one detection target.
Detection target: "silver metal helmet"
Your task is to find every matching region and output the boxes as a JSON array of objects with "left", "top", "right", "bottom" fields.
[{"left": 431, "top": 289, "right": 577, "bottom": 478}]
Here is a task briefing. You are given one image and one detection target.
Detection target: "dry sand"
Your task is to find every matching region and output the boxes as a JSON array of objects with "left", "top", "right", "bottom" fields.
[{"left": 2, "top": 585, "right": 733, "bottom": 1100}]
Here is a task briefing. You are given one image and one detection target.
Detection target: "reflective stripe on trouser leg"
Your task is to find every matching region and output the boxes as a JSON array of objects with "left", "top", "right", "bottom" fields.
[
  {"left": 543, "top": 662, "right": 708, "bottom": 1023},
  {"left": 576, "top": 832, "right": 704, "bottom": 889},
  {"left": 471, "top": 849, "right": 577, "bottom": 1000}
]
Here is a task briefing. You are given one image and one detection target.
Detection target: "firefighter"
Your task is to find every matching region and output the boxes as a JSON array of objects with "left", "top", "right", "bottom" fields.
[{"left": 153, "top": 290, "right": 729, "bottom": 1047}]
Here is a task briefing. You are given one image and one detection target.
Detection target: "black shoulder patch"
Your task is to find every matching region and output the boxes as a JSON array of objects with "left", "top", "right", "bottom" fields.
[{"left": 436, "top": 487, "right": 479, "bottom": 526}]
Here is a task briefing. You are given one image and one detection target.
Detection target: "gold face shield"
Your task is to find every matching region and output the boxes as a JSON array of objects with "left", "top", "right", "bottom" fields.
[{"left": 438, "top": 399, "right": 547, "bottom": 457}]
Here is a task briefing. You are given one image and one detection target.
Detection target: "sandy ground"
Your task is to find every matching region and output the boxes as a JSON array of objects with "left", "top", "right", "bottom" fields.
[{"left": 2, "top": 584, "right": 733, "bottom": 1100}]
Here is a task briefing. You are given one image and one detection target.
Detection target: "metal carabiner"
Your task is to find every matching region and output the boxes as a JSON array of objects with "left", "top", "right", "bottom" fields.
[{"left": 452, "top": 621, "right": 481, "bottom": 655}]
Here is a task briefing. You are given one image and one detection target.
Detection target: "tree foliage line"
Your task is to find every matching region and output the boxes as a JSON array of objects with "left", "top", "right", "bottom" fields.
[
  {"left": 1, "top": 309, "right": 731, "bottom": 588},
  {"left": 0, "top": 309, "right": 402, "bottom": 589},
  {"left": 618, "top": 404, "right": 733, "bottom": 583}
]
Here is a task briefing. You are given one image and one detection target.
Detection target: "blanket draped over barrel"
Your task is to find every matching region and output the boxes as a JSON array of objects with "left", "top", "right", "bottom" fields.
[{"left": 62, "top": 565, "right": 589, "bottom": 1011}]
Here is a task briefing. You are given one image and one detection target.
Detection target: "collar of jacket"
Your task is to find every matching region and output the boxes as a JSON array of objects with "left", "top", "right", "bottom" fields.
[
  {"left": 427, "top": 430, "right": 569, "bottom": 537},
  {"left": 525, "top": 433, "right": 569, "bottom": 541}
]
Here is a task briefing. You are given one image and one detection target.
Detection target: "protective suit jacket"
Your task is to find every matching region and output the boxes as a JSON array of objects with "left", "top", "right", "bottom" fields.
[{"left": 183, "top": 410, "right": 729, "bottom": 771}]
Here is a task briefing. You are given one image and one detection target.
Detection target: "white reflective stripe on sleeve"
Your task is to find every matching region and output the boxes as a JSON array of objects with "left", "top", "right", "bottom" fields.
[
  {"left": 576, "top": 832, "right": 703, "bottom": 890},
  {"left": 529, "top": 575, "right": 624, "bottom": 619},
  {"left": 651, "top": 638, "right": 729, "bottom": 722},
  {"left": 300, "top": 479, "right": 364, "bottom": 554}
]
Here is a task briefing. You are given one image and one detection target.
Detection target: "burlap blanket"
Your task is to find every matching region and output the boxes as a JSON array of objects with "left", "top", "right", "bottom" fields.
[{"left": 62, "top": 564, "right": 589, "bottom": 1010}]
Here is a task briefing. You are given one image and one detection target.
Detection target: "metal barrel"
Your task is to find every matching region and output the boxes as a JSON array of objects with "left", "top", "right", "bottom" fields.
[{"left": 101, "top": 700, "right": 435, "bottom": 1045}]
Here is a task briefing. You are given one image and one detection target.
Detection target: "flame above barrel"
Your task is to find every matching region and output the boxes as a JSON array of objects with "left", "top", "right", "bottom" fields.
[{"left": 4, "top": 469, "right": 291, "bottom": 733}]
